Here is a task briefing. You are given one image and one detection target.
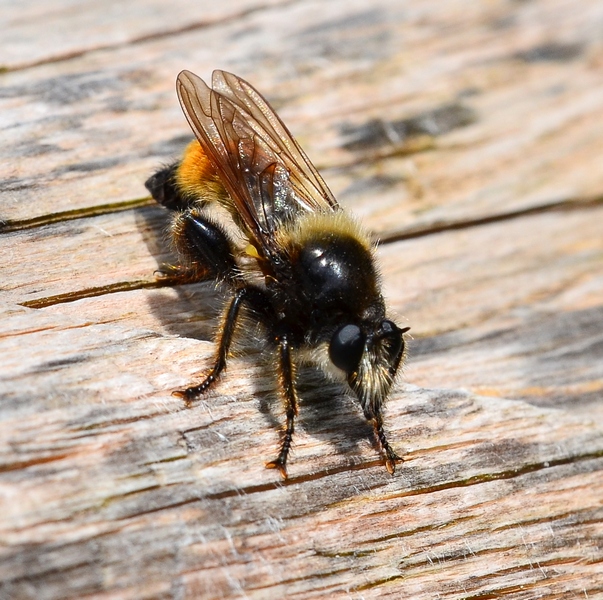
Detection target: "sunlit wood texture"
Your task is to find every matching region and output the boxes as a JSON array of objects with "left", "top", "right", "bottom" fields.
[{"left": 1, "top": 0, "right": 602, "bottom": 598}]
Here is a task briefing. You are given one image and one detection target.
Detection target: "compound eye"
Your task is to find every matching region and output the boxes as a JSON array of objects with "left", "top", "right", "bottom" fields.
[{"left": 329, "top": 324, "right": 366, "bottom": 373}]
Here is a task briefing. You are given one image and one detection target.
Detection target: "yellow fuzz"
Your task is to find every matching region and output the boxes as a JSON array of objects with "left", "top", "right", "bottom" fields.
[{"left": 277, "top": 210, "right": 374, "bottom": 255}]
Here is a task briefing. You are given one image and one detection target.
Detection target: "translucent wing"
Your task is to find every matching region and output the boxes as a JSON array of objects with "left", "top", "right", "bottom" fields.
[{"left": 176, "top": 69, "right": 339, "bottom": 258}]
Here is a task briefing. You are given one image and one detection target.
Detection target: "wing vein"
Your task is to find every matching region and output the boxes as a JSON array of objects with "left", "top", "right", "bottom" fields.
[{"left": 176, "top": 69, "right": 339, "bottom": 257}]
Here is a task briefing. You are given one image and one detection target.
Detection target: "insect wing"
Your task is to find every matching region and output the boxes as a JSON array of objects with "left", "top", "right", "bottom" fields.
[
  {"left": 211, "top": 70, "right": 338, "bottom": 211},
  {"left": 176, "top": 69, "right": 339, "bottom": 256}
]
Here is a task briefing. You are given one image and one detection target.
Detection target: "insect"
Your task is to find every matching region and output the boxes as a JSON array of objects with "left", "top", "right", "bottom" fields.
[{"left": 145, "top": 70, "right": 410, "bottom": 478}]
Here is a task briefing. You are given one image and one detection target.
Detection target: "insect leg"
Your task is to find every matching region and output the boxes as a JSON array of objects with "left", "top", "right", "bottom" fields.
[
  {"left": 369, "top": 411, "right": 402, "bottom": 475},
  {"left": 161, "top": 208, "right": 237, "bottom": 284},
  {"left": 265, "top": 335, "right": 299, "bottom": 479},
  {"left": 174, "top": 286, "right": 247, "bottom": 405}
]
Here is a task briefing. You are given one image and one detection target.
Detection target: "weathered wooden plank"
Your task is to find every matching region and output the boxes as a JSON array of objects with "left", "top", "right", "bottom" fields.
[
  {"left": 2, "top": 0, "right": 603, "bottom": 237},
  {"left": 2, "top": 202, "right": 602, "bottom": 598},
  {"left": 2, "top": 209, "right": 602, "bottom": 596},
  {"left": 2, "top": 0, "right": 602, "bottom": 598},
  {"left": 1, "top": 294, "right": 601, "bottom": 598},
  {"left": 0, "top": 0, "right": 290, "bottom": 70}
]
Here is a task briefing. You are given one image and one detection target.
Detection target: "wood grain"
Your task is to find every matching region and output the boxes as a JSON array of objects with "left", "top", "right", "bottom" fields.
[
  {"left": 2, "top": 0, "right": 603, "bottom": 233},
  {"left": 0, "top": 0, "right": 290, "bottom": 70},
  {"left": 1, "top": 0, "right": 602, "bottom": 598}
]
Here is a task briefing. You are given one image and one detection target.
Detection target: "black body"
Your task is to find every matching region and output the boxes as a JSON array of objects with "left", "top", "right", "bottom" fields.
[
  {"left": 146, "top": 168, "right": 407, "bottom": 477},
  {"left": 146, "top": 69, "right": 410, "bottom": 478}
]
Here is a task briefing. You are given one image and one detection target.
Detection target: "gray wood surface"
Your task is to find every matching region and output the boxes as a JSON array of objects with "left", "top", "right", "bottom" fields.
[{"left": 1, "top": 0, "right": 602, "bottom": 598}]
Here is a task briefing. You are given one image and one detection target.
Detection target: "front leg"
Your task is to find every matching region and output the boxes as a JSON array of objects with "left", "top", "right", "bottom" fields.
[
  {"left": 265, "top": 335, "right": 299, "bottom": 479},
  {"left": 371, "top": 413, "right": 402, "bottom": 475}
]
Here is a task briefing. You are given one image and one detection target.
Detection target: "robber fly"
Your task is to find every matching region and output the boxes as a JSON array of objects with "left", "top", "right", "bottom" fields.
[{"left": 145, "top": 70, "right": 410, "bottom": 478}]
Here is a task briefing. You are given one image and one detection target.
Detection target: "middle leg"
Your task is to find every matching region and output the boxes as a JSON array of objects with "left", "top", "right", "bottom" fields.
[{"left": 265, "top": 335, "right": 299, "bottom": 479}]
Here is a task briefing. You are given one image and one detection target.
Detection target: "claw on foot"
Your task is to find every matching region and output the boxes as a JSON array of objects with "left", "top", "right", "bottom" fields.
[
  {"left": 384, "top": 450, "right": 403, "bottom": 475},
  {"left": 172, "top": 389, "right": 195, "bottom": 408},
  {"left": 265, "top": 459, "right": 288, "bottom": 480}
]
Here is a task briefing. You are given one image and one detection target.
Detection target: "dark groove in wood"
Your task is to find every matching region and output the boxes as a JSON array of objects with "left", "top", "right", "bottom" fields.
[
  {"left": 2, "top": 0, "right": 298, "bottom": 73},
  {"left": 377, "top": 195, "right": 603, "bottom": 245},
  {"left": 0, "top": 197, "right": 154, "bottom": 233},
  {"left": 20, "top": 279, "right": 167, "bottom": 308}
]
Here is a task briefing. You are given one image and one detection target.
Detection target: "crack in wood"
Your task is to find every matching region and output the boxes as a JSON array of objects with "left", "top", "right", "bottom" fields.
[
  {"left": 386, "top": 451, "right": 603, "bottom": 501},
  {"left": 1, "top": 0, "right": 299, "bottom": 73},
  {"left": 0, "top": 197, "right": 154, "bottom": 233},
  {"left": 377, "top": 195, "right": 603, "bottom": 244},
  {"left": 20, "top": 279, "right": 166, "bottom": 308},
  {"left": 356, "top": 557, "right": 598, "bottom": 595},
  {"left": 198, "top": 449, "right": 603, "bottom": 503}
]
